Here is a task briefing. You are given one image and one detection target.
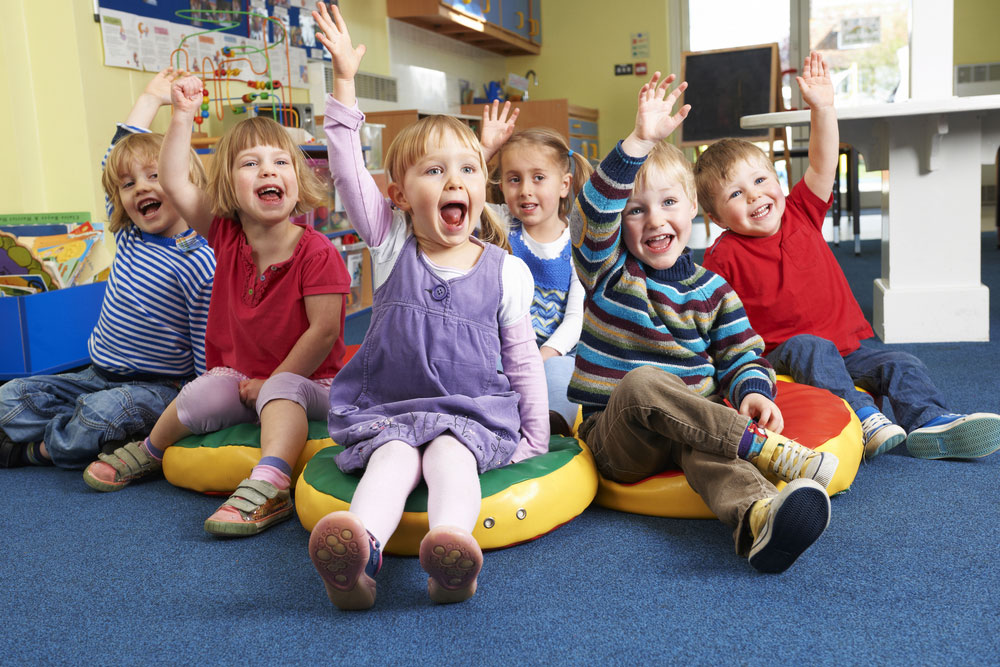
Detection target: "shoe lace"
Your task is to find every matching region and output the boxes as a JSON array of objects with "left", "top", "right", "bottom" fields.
[
  {"left": 772, "top": 441, "right": 811, "bottom": 479},
  {"left": 860, "top": 413, "right": 890, "bottom": 438}
]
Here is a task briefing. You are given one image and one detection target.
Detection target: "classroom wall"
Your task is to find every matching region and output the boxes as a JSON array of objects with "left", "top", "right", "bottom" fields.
[{"left": 954, "top": 0, "right": 1000, "bottom": 66}]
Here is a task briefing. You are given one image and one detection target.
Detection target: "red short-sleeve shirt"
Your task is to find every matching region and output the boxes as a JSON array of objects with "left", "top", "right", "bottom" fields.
[
  {"left": 702, "top": 180, "right": 873, "bottom": 356},
  {"left": 205, "top": 217, "right": 351, "bottom": 379}
]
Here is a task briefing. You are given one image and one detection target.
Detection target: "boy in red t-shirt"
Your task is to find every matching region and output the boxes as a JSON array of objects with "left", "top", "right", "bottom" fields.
[{"left": 697, "top": 52, "right": 1000, "bottom": 461}]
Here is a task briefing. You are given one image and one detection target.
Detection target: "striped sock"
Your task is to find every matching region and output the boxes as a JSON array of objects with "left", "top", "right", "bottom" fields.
[{"left": 250, "top": 456, "right": 292, "bottom": 490}]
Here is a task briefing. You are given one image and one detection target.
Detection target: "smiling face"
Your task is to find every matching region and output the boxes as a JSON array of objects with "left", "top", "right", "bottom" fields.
[
  {"left": 388, "top": 129, "right": 487, "bottom": 253},
  {"left": 499, "top": 144, "right": 572, "bottom": 238},
  {"left": 117, "top": 157, "right": 187, "bottom": 238},
  {"left": 707, "top": 157, "right": 786, "bottom": 237},
  {"left": 231, "top": 144, "right": 299, "bottom": 226},
  {"left": 622, "top": 167, "right": 698, "bottom": 271}
]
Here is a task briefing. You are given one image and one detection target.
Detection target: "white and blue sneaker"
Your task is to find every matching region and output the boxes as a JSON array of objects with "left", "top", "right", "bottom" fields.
[
  {"left": 748, "top": 479, "right": 831, "bottom": 573},
  {"left": 906, "top": 413, "right": 1000, "bottom": 460},
  {"left": 860, "top": 411, "right": 907, "bottom": 459}
]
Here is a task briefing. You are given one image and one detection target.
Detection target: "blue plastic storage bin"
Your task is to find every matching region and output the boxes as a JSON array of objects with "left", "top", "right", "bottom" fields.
[{"left": 0, "top": 282, "right": 106, "bottom": 380}]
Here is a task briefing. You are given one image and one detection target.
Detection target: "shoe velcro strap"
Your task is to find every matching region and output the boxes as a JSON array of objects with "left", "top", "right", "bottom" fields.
[
  {"left": 225, "top": 479, "right": 278, "bottom": 513},
  {"left": 98, "top": 442, "right": 155, "bottom": 476}
]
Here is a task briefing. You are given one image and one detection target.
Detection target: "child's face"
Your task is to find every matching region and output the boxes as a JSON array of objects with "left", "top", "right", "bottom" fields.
[
  {"left": 622, "top": 171, "right": 697, "bottom": 271},
  {"left": 232, "top": 144, "right": 299, "bottom": 226},
  {"left": 708, "top": 158, "right": 785, "bottom": 237},
  {"left": 389, "top": 132, "right": 486, "bottom": 252},
  {"left": 499, "top": 145, "right": 571, "bottom": 234},
  {"left": 118, "top": 157, "right": 187, "bottom": 238}
]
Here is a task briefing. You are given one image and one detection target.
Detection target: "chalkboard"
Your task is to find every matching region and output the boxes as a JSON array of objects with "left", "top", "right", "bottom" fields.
[{"left": 679, "top": 43, "right": 778, "bottom": 147}]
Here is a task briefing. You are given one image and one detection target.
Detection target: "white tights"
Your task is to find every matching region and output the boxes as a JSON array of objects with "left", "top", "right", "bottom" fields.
[{"left": 348, "top": 435, "right": 482, "bottom": 547}]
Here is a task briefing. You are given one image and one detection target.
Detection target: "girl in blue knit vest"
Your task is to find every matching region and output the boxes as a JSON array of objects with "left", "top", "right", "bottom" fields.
[{"left": 480, "top": 106, "right": 594, "bottom": 435}]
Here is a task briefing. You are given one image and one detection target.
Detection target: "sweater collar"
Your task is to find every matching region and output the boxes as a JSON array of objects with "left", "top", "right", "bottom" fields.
[{"left": 643, "top": 248, "right": 696, "bottom": 282}]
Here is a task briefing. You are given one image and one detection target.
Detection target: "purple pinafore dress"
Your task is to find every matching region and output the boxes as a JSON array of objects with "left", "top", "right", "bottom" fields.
[{"left": 328, "top": 235, "right": 521, "bottom": 474}]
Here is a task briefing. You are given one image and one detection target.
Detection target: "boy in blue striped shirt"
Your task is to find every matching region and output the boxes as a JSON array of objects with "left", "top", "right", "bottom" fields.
[
  {"left": 571, "top": 73, "right": 836, "bottom": 572},
  {"left": 0, "top": 68, "right": 215, "bottom": 469}
]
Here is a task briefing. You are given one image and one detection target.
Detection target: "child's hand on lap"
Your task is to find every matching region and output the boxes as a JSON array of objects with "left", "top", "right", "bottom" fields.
[
  {"left": 623, "top": 72, "right": 690, "bottom": 157},
  {"left": 739, "top": 393, "right": 784, "bottom": 434},
  {"left": 797, "top": 51, "right": 834, "bottom": 110}
]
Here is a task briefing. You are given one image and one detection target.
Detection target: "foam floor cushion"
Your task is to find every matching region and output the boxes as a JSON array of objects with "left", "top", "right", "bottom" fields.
[
  {"left": 295, "top": 435, "right": 598, "bottom": 556},
  {"left": 163, "top": 420, "right": 334, "bottom": 494},
  {"left": 594, "top": 376, "right": 863, "bottom": 519}
]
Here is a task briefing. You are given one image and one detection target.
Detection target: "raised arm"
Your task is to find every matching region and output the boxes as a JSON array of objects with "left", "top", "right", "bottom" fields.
[
  {"left": 159, "top": 75, "right": 214, "bottom": 237},
  {"left": 620, "top": 72, "right": 690, "bottom": 159},
  {"left": 313, "top": 2, "right": 366, "bottom": 108},
  {"left": 798, "top": 51, "right": 839, "bottom": 201},
  {"left": 480, "top": 100, "right": 519, "bottom": 164},
  {"left": 126, "top": 67, "right": 186, "bottom": 130}
]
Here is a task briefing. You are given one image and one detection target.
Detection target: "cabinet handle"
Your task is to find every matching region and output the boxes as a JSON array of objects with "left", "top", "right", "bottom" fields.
[
  {"left": 515, "top": 11, "right": 524, "bottom": 29},
  {"left": 481, "top": 0, "right": 490, "bottom": 12},
  {"left": 529, "top": 18, "right": 539, "bottom": 36},
  {"left": 590, "top": 143, "right": 599, "bottom": 159},
  {"left": 462, "top": 0, "right": 472, "bottom": 4}
]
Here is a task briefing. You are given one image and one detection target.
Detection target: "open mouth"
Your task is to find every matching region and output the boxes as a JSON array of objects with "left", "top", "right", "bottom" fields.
[
  {"left": 440, "top": 202, "right": 467, "bottom": 229},
  {"left": 750, "top": 203, "right": 772, "bottom": 220},
  {"left": 518, "top": 202, "right": 538, "bottom": 214},
  {"left": 644, "top": 233, "right": 675, "bottom": 253},
  {"left": 137, "top": 198, "right": 162, "bottom": 218},
  {"left": 256, "top": 185, "right": 284, "bottom": 203}
]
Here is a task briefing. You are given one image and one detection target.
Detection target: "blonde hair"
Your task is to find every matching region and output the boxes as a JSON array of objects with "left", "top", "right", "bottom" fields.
[
  {"left": 493, "top": 127, "right": 594, "bottom": 221},
  {"left": 384, "top": 115, "right": 510, "bottom": 253},
  {"left": 208, "top": 116, "right": 326, "bottom": 220},
  {"left": 634, "top": 141, "right": 696, "bottom": 203},
  {"left": 693, "top": 138, "right": 776, "bottom": 218},
  {"left": 102, "top": 132, "right": 207, "bottom": 234}
]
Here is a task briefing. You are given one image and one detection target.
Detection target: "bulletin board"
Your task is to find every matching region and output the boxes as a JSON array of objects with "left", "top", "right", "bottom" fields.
[{"left": 678, "top": 43, "right": 778, "bottom": 147}]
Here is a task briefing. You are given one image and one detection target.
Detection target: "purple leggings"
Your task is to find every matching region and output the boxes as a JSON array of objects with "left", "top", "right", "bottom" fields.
[{"left": 176, "top": 368, "right": 330, "bottom": 435}]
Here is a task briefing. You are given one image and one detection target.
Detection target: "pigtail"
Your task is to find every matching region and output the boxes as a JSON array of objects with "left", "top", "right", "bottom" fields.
[
  {"left": 560, "top": 150, "right": 594, "bottom": 220},
  {"left": 479, "top": 205, "right": 512, "bottom": 253}
]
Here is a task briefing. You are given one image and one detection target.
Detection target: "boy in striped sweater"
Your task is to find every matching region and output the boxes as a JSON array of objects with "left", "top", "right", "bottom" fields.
[
  {"left": 0, "top": 68, "right": 215, "bottom": 469},
  {"left": 570, "top": 73, "right": 837, "bottom": 572}
]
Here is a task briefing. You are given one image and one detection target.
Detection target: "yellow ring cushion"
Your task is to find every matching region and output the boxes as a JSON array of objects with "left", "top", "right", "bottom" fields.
[
  {"left": 162, "top": 420, "right": 334, "bottom": 494},
  {"left": 593, "top": 376, "right": 863, "bottom": 519},
  {"left": 295, "top": 435, "right": 598, "bottom": 556}
]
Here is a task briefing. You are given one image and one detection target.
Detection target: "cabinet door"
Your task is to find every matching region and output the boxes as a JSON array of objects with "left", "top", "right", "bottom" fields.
[
  {"left": 503, "top": 0, "right": 531, "bottom": 40},
  {"left": 529, "top": 0, "right": 542, "bottom": 45},
  {"left": 448, "top": 0, "right": 485, "bottom": 20},
  {"left": 480, "top": 0, "right": 501, "bottom": 25}
]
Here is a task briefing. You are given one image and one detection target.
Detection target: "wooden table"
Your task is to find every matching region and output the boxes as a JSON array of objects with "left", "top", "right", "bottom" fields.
[{"left": 743, "top": 96, "right": 1000, "bottom": 343}]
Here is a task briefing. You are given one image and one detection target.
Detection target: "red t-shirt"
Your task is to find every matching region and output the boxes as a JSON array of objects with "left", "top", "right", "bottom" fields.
[
  {"left": 701, "top": 180, "right": 873, "bottom": 356},
  {"left": 205, "top": 217, "right": 351, "bottom": 379}
]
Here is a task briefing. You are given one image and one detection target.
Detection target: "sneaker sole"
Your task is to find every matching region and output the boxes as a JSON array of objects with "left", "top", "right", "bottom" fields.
[
  {"left": 906, "top": 414, "right": 1000, "bottom": 459},
  {"left": 865, "top": 430, "right": 908, "bottom": 460},
  {"left": 749, "top": 480, "right": 831, "bottom": 574},
  {"left": 309, "top": 512, "right": 376, "bottom": 610},
  {"left": 203, "top": 503, "right": 293, "bottom": 537},
  {"left": 419, "top": 526, "right": 482, "bottom": 604}
]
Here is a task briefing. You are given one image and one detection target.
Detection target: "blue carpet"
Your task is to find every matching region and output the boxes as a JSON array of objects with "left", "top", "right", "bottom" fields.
[{"left": 2, "top": 236, "right": 1000, "bottom": 664}]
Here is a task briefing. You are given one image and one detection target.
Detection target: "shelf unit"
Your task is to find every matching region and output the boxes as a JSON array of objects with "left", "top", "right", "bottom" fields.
[{"left": 387, "top": 0, "right": 540, "bottom": 56}]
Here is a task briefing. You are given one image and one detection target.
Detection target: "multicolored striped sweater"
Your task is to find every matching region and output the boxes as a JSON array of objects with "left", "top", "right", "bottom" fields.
[{"left": 568, "top": 141, "right": 775, "bottom": 417}]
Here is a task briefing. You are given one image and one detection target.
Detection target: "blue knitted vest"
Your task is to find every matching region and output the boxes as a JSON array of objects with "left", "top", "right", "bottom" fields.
[{"left": 509, "top": 225, "right": 572, "bottom": 346}]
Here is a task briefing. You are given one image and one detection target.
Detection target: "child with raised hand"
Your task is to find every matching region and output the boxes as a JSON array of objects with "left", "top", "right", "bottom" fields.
[
  {"left": 478, "top": 101, "right": 594, "bottom": 435},
  {"left": 697, "top": 52, "right": 1000, "bottom": 461},
  {"left": 0, "top": 67, "right": 215, "bottom": 470},
  {"left": 81, "top": 72, "right": 352, "bottom": 538},
  {"left": 310, "top": 1, "right": 548, "bottom": 609},
  {"left": 572, "top": 71, "right": 838, "bottom": 573}
]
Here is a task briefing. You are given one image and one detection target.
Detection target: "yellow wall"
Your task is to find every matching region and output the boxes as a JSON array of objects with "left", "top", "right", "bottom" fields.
[
  {"left": 954, "top": 0, "right": 1000, "bottom": 65},
  {"left": 506, "top": 0, "right": 671, "bottom": 154}
]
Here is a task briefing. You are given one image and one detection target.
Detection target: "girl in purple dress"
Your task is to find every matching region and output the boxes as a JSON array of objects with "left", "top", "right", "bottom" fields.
[{"left": 310, "top": 2, "right": 549, "bottom": 610}]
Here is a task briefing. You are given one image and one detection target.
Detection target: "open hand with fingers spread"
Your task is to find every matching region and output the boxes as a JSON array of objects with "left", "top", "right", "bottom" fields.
[
  {"left": 622, "top": 72, "right": 690, "bottom": 158},
  {"left": 797, "top": 51, "right": 834, "bottom": 110},
  {"left": 480, "top": 100, "right": 520, "bottom": 163},
  {"left": 313, "top": 2, "right": 366, "bottom": 105}
]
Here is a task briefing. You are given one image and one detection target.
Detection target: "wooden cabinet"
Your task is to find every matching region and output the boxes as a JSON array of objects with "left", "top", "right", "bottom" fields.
[
  {"left": 362, "top": 109, "right": 481, "bottom": 171},
  {"left": 461, "top": 99, "right": 598, "bottom": 161},
  {"left": 387, "top": 0, "right": 540, "bottom": 56}
]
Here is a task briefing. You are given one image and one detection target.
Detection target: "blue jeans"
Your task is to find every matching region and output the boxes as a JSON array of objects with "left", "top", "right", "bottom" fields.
[
  {"left": 545, "top": 352, "right": 581, "bottom": 427},
  {"left": 766, "top": 334, "right": 948, "bottom": 433},
  {"left": 0, "top": 366, "right": 180, "bottom": 469}
]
